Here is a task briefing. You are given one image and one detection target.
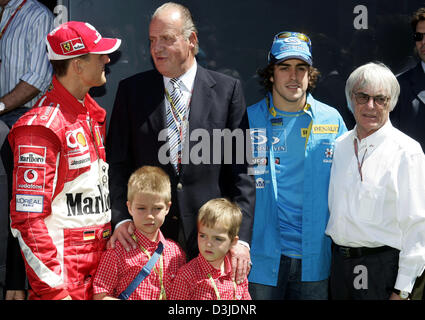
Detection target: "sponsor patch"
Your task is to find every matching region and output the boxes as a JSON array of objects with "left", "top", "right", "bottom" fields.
[
  {"left": 39, "top": 104, "right": 55, "bottom": 121},
  {"left": 102, "top": 229, "right": 111, "bottom": 239},
  {"left": 270, "top": 118, "right": 283, "bottom": 126},
  {"left": 255, "top": 177, "right": 265, "bottom": 189},
  {"left": 323, "top": 147, "right": 334, "bottom": 164},
  {"left": 66, "top": 128, "right": 89, "bottom": 154},
  {"left": 68, "top": 154, "right": 91, "bottom": 170},
  {"left": 18, "top": 146, "right": 46, "bottom": 164},
  {"left": 66, "top": 185, "right": 110, "bottom": 216},
  {"left": 16, "top": 167, "right": 46, "bottom": 192},
  {"left": 60, "top": 37, "right": 85, "bottom": 54},
  {"left": 312, "top": 124, "right": 339, "bottom": 134},
  {"left": 16, "top": 194, "right": 44, "bottom": 213},
  {"left": 252, "top": 157, "right": 268, "bottom": 166},
  {"left": 94, "top": 126, "right": 105, "bottom": 149},
  {"left": 250, "top": 128, "right": 268, "bottom": 145}
]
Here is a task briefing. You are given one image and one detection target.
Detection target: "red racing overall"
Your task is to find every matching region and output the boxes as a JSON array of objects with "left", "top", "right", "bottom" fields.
[{"left": 9, "top": 76, "right": 111, "bottom": 300}]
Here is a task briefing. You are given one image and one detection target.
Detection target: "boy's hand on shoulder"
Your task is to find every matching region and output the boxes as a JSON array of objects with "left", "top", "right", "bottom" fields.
[
  {"left": 107, "top": 221, "right": 137, "bottom": 251},
  {"left": 230, "top": 243, "right": 252, "bottom": 284}
]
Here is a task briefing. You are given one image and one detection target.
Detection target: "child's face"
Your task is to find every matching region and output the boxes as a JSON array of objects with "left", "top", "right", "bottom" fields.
[
  {"left": 127, "top": 192, "right": 171, "bottom": 241},
  {"left": 197, "top": 223, "right": 238, "bottom": 269}
]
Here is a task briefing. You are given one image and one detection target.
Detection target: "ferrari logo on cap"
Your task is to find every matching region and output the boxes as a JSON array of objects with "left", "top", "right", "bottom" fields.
[
  {"left": 60, "top": 37, "right": 86, "bottom": 54},
  {"left": 61, "top": 41, "right": 72, "bottom": 52}
]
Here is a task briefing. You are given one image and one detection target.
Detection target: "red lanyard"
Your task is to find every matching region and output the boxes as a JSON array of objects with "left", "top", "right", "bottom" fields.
[
  {"left": 0, "top": 0, "right": 27, "bottom": 40},
  {"left": 354, "top": 138, "right": 367, "bottom": 181}
]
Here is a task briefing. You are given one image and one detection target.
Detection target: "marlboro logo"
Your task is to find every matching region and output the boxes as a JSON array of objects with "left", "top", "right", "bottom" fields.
[
  {"left": 60, "top": 37, "right": 85, "bottom": 54},
  {"left": 18, "top": 146, "right": 46, "bottom": 164}
]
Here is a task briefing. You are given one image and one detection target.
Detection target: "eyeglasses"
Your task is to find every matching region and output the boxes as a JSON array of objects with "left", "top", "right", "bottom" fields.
[
  {"left": 275, "top": 31, "right": 311, "bottom": 48},
  {"left": 414, "top": 32, "right": 425, "bottom": 42},
  {"left": 354, "top": 92, "right": 389, "bottom": 107}
]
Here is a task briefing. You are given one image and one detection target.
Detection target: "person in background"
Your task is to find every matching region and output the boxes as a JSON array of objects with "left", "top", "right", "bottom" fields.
[
  {"left": 0, "top": 0, "right": 53, "bottom": 126},
  {"left": 0, "top": 0, "right": 54, "bottom": 300},
  {"left": 390, "top": 7, "right": 425, "bottom": 300},
  {"left": 391, "top": 7, "right": 425, "bottom": 152},
  {"left": 0, "top": 120, "right": 9, "bottom": 300}
]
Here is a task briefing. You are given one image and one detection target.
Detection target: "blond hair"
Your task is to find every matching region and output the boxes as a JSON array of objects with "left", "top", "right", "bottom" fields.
[
  {"left": 197, "top": 198, "right": 242, "bottom": 240},
  {"left": 127, "top": 166, "right": 171, "bottom": 203}
]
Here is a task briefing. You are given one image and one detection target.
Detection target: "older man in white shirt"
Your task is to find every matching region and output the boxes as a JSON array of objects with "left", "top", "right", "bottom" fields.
[{"left": 326, "top": 62, "right": 425, "bottom": 300}]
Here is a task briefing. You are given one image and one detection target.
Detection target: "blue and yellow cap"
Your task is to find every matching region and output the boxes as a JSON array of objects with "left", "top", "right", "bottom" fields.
[{"left": 268, "top": 31, "right": 313, "bottom": 66}]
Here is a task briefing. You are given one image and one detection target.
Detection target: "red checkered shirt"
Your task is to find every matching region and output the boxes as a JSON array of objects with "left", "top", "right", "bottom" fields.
[
  {"left": 169, "top": 253, "right": 251, "bottom": 300},
  {"left": 93, "top": 229, "right": 186, "bottom": 300}
]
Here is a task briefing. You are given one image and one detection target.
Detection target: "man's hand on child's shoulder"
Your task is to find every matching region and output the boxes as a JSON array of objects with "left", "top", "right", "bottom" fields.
[
  {"left": 230, "top": 242, "right": 252, "bottom": 284},
  {"left": 107, "top": 220, "right": 137, "bottom": 251}
]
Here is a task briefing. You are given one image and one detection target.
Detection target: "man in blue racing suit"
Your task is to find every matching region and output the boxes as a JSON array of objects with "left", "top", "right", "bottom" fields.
[{"left": 247, "top": 31, "right": 347, "bottom": 300}]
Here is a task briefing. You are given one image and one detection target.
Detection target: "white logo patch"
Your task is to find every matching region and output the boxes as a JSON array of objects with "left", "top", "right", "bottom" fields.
[
  {"left": 256, "top": 178, "right": 265, "bottom": 189},
  {"left": 18, "top": 146, "right": 46, "bottom": 164},
  {"left": 16, "top": 194, "right": 44, "bottom": 213},
  {"left": 68, "top": 154, "right": 91, "bottom": 169}
]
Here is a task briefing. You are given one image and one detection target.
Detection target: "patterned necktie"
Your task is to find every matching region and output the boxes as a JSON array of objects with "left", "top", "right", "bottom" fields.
[{"left": 166, "top": 78, "right": 186, "bottom": 173}]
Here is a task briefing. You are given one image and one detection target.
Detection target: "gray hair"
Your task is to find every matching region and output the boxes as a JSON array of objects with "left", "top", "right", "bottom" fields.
[
  {"left": 345, "top": 62, "right": 400, "bottom": 113},
  {"left": 152, "top": 2, "right": 199, "bottom": 55}
]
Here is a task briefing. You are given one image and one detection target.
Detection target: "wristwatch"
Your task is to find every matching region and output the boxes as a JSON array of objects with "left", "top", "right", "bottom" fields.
[
  {"left": 0, "top": 102, "right": 5, "bottom": 112},
  {"left": 394, "top": 289, "right": 410, "bottom": 300}
]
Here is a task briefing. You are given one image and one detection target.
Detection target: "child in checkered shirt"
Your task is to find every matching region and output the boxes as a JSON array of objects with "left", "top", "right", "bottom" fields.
[
  {"left": 169, "top": 198, "right": 251, "bottom": 300},
  {"left": 93, "top": 166, "right": 186, "bottom": 300}
]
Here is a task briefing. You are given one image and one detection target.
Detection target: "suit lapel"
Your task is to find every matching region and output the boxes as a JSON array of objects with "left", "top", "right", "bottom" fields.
[
  {"left": 179, "top": 65, "right": 216, "bottom": 176},
  {"left": 147, "top": 70, "right": 167, "bottom": 135},
  {"left": 143, "top": 70, "right": 179, "bottom": 176},
  {"left": 410, "top": 63, "right": 425, "bottom": 105},
  {"left": 187, "top": 65, "right": 216, "bottom": 130}
]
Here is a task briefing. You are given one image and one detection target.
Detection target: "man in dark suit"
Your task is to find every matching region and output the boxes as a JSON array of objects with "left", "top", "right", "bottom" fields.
[
  {"left": 391, "top": 7, "right": 425, "bottom": 151},
  {"left": 106, "top": 2, "right": 255, "bottom": 283},
  {"left": 390, "top": 7, "right": 425, "bottom": 300}
]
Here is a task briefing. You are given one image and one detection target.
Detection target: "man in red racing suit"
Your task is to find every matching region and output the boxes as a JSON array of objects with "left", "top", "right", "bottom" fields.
[{"left": 8, "top": 21, "right": 121, "bottom": 300}]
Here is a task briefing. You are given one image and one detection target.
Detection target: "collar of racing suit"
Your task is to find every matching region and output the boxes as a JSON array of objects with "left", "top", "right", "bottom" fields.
[{"left": 47, "top": 75, "right": 107, "bottom": 124}]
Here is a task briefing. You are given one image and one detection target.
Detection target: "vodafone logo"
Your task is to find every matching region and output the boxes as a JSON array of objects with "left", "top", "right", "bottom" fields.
[
  {"left": 16, "top": 167, "right": 46, "bottom": 192},
  {"left": 24, "top": 169, "right": 38, "bottom": 183}
]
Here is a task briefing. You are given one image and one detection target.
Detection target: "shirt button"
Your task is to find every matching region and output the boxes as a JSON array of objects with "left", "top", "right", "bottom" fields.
[{"left": 177, "top": 183, "right": 183, "bottom": 190}]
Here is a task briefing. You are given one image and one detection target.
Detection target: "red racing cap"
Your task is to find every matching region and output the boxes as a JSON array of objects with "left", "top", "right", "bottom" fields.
[{"left": 46, "top": 21, "right": 121, "bottom": 60}]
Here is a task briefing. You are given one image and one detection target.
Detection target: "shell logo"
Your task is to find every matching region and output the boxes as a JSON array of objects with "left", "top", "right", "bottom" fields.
[
  {"left": 66, "top": 128, "right": 89, "bottom": 153},
  {"left": 77, "top": 132, "right": 87, "bottom": 147}
]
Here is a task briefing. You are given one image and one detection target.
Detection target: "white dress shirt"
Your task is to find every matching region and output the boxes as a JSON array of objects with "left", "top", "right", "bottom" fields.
[
  {"left": 163, "top": 60, "right": 197, "bottom": 154},
  {"left": 163, "top": 60, "right": 197, "bottom": 120},
  {"left": 326, "top": 120, "right": 425, "bottom": 292}
]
